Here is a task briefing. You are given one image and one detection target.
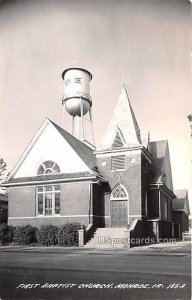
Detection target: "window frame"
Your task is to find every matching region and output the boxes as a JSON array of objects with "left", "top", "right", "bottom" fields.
[
  {"left": 111, "top": 155, "right": 126, "bottom": 171},
  {"left": 36, "top": 185, "right": 61, "bottom": 217},
  {"left": 37, "top": 161, "right": 60, "bottom": 176},
  {"left": 111, "top": 184, "right": 128, "bottom": 200}
]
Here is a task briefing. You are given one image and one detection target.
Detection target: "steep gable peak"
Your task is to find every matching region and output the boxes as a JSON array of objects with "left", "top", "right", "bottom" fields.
[
  {"left": 7, "top": 118, "right": 97, "bottom": 180},
  {"left": 101, "top": 86, "right": 141, "bottom": 150}
]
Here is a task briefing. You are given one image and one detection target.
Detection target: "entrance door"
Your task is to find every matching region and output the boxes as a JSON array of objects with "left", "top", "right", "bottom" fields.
[{"left": 111, "top": 200, "right": 127, "bottom": 227}]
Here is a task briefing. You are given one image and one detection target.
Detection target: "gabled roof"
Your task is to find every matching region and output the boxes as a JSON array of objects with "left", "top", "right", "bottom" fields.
[
  {"left": 149, "top": 140, "right": 168, "bottom": 158},
  {"left": 50, "top": 120, "right": 97, "bottom": 172},
  {"left": 6, "top": 118, "right": 106, "bottom": 182},
  {"left": 149, "top": 140, "right": 173, "bottom": 191},
  {"left": 173, "top": 189, "right": 190, "bottom": 214},
  {"left": 101, "top": 86, "right": 141, "bottom": 150}
]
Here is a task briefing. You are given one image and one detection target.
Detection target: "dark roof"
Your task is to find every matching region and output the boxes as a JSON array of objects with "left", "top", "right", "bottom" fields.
[
  {"left": 150, "top": 140, "right": 168, "bottom": 159},
  {"left": 50, "top": 120, "right": 98, "bottom": 174},
  {"left": 149, "top": 157, "right": 164, "bottom": 183},
  {"left": 4, "top": 172, "right": 97, "bottom": 186},
  {"left": 173, "top": 189, "right": 190, "bottom": 214},
  {"left": 149, "top": 140, "right": 174, "bottom": 190},
  {"left": 149, "top": 140, "right": 168, "bottom": 184}
]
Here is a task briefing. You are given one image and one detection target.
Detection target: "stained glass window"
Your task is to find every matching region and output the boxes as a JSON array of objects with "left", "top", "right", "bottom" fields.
[{"left": 112, "top": 185, "right": 127, "bottom": 198}]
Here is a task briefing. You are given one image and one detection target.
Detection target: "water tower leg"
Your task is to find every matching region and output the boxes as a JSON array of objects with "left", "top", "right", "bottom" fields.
[
  {"left": 80, "top": 99, "right": 84, "bottom": 141},
  {"left": 61, "top": 102, "right": 66, "bottom": 128},
  {"left": 89, "top": 108, "right": 96, "bottom": 147},
  {"left": 75, "top": 116, "right": 80, "bottom": 139},
  {"left": 72, "top": 116, "right": 75, "bottom": 136}
]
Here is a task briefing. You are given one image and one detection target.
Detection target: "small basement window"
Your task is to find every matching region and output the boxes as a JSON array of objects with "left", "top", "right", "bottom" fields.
[{"left": 111, "top": 155, "right": 125, "bottom": 170}]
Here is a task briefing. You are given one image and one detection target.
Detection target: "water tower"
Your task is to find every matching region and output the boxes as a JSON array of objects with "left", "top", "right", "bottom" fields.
[{"left": 61, "top": 67, "right": 95, "bottom": 146}]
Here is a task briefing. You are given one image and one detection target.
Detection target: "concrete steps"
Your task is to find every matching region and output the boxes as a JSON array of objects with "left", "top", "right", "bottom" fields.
[
  {"left": 85, "top": 228, "right": 129, "bottom": 248},
  {"left": 182, "top": 231, "right": 191, "bottom": 241}
]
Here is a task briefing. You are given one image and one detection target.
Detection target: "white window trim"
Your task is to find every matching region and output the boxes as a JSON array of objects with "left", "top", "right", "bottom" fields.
[
  {"left": 110, "top": 184, "right": 129, "bottom": 224},
  {"left": 37, "top": 160, "right": 60, "bottom": 176},
  {"left": 36, "top": 185, "right": 60, "bottom": 217}
]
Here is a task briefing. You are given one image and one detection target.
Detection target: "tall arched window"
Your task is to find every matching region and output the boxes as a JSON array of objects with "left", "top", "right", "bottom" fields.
[
  {"left": 110, "top": 184, "right": 128, "bottom": 227},
  {"left": 111, "top": 184, "right": 128, "bottom": 199},
  {"left": 37, "top": 161, "right": 60, "bottom": 175}
]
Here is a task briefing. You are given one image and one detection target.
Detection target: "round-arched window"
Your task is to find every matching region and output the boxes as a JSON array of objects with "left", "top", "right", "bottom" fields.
[{"left": 37, "top": 161, "right": 60, "bottom": 175}]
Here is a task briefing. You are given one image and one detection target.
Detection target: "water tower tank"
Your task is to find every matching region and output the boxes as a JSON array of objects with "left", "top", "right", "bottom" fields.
[{"left": 62, "top": 67, "right": 92, "bottom": 117}]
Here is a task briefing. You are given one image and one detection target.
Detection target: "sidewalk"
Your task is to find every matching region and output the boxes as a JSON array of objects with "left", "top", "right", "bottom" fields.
[{"left": 0, "top": 240, "right": 190, "bottom": 255}]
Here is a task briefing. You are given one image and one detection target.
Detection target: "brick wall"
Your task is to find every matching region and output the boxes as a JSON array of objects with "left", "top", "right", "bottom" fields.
[
  {"left": 147, "top": 189, "right": 159, "bottom": 219},
  {"left": 8, "top": 180, "right": 94, "bottom": 227},
  {"left": 92, "top": 183, "right": 105, "bottom": 228},
  {"left": 8, "top": 216, "right": 89, "bottom": 227},
  {"left": 97, "top": 149, "right": 142, "bottom": 227},
  {"left": 159, "top": 220, "right": 172, "bottom": 239},
  {"left": 60, "top": 181, "right": 90, "bottom": 215},
  {"left": 9, "top": 186, "right": 36, "bottom": 218},
  {"left": 141, "top": 154, "right": 150, "bottom": 218},
  {"left": 172, "top": 211, "right": 189, "bottom": 233}
]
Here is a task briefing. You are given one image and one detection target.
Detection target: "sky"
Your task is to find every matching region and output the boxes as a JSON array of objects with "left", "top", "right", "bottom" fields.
[{"left": 0, "top": 0, "right": 191, "bottom": 204}]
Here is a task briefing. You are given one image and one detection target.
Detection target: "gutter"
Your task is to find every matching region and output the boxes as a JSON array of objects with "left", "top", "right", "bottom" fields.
[{"left": 3, "top": 176, "right": 98, "bottom": 187}]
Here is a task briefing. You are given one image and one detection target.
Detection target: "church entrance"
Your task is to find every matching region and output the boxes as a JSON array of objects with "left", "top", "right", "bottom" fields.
[
  {"left": 110, "top": 184, "right": 128, "bottom": 228},
  {"left": 111, "top": 200, "right": 127, "bottom": 227}
]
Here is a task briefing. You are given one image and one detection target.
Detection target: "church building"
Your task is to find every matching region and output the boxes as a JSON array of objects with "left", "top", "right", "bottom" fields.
[{"left": 3, "top": 67, "right": 190, "bottom": 246}]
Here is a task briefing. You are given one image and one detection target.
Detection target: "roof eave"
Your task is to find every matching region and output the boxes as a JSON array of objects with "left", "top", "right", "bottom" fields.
[
  {"left": 149, "top": 183, "right": 176, "bottom": 198},
  {"left": 3, "top": 175, "right": 99, "bottom": 187}
]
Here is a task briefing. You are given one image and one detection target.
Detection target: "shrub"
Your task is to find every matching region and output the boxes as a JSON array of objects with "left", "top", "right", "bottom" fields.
[
  {"left": 58, "top": 223, "right": 82, "bottom": 247},
  {"left": 0, "top": 224, "right": 14, "bottom": 244},
  {"left": 0, "top": 211, "right": 8, "bottom": 224},
  {"left": 13, "top": 225, "right": 37, "bottom": 245},
  {"left": 37, "top": 225, "right": 58, "bottom": 246}
]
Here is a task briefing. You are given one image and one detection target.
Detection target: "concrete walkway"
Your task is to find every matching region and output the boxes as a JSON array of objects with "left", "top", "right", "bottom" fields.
[{"left": 0, "top": 240, "right": 190, "bottom": 255}]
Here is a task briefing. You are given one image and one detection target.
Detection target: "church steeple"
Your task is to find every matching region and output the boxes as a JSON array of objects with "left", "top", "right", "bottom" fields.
[{"left": 101, "top": 85, "right": 141, "bottom": 150}]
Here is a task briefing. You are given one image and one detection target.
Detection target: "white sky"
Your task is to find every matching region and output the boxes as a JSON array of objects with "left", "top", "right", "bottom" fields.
[{"left": 0, "top": 0, "right": 191, "bottom": 204}]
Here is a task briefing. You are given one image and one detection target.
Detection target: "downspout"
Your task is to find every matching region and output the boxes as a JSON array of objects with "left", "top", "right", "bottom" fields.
[
  {"left": 158, "top": 185, "right": 161, "bottom": 240},
  {"left": 158, "top": 186, "right": 161, "bottom": 219},
  {"left": 86, "top": 180, "right": 99, "bottom": 243},
  {"left": 88, "top": 182, "right": 92, "bottom": 225},
  {"left": 88, "top": 180, "right": 99, "bottom": 225}
]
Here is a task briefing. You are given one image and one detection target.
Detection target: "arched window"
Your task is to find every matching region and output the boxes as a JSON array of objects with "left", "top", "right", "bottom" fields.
[
  {"left": 111, "top": 184, "right": 128, "bottom": 199},
  {"left": 110, "top": 184, "right": 128, "bottom": 227},
  {"left": 37, "top": 161, "right": 60, "bottom": 175}
]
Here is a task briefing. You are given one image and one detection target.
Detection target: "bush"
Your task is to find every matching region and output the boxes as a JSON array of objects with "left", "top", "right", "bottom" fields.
[
  {"left": 0, "top": 223, "right": 84, "bottom": 247},
  {"left": 13, "top": 225, "right": 37, "bottom": 245},
  {"left": 0, "top": 211, "right": 8, "bottom": 224},
  {"left": 58, "top": 223, "right": 82, "bottom": 247},
  {"left": 0, "top": 224, "right": 14, "bottom": 244},
  {"left": 37, "top": 225, "right": 58, "bottom": 246}
]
